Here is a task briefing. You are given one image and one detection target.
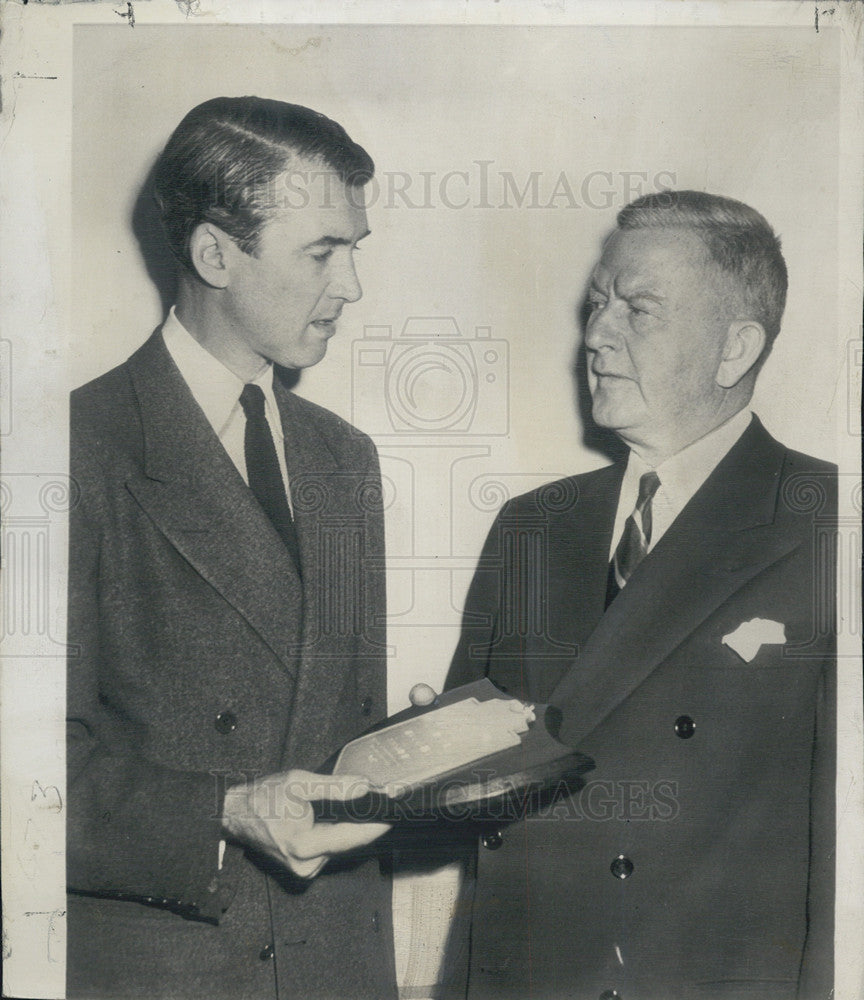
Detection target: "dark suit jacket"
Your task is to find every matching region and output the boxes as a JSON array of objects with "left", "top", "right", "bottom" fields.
[
  {"left": 67, "top": 331, "right": 397, "bottom": 1000},
  {"left": 447, "top": 417, "right": 836, "bottom": 1000}
]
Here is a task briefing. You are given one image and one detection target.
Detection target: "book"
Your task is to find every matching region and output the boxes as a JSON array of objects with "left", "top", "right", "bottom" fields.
[{"left": 315, "top": 678, "right": 594, "bottom": 822}]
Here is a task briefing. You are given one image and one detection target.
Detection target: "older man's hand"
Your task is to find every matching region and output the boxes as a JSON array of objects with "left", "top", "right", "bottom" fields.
[{"left": 221, "top": 769, "right": 390, "bottom": 879}]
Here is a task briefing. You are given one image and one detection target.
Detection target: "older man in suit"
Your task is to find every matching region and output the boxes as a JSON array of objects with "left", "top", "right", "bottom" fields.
[
  {"left": 67, "top": 97, "right": 396, "bottom": 1000},
  {"left": 447, "top": 192, "right": 835, "bottom": 1000}
]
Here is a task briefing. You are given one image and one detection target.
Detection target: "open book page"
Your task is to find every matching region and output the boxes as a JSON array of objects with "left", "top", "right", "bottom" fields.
[{"left": 333, "top": 697, "right": 536, "bottom": 790}]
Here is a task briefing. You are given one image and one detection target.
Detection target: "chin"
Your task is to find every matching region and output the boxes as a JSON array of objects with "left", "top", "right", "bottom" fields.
[
  {"left": 591, "top": 402, "right": 624, "bottom": 431},
  {"left": 280, "top": 346, "right": 328, "bottom": 371},
  {"left": 591, "top": 390, "right": 643, "bottom": 434}
]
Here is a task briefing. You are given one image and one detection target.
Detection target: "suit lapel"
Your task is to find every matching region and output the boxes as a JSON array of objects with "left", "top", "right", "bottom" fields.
[
  {"left": 272, "top": 375, "right": 342, "bottom": 659},
  {"left": 123, "top": 333, "right": 305, "bottom": 675},
  {"left": 553, "top": 418, "right": 799, "bottom": 747},
  {"left": 272, "top": 374, "right": 389, "bottom": 769},
  {"left": 561, "top": 463, "right": 625, "bottom": 647}
]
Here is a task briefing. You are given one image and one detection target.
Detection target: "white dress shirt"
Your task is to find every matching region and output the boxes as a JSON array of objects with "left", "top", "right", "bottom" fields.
[
  {"left": 609, "top": 408, "right": 752, "bottom": 559},
  {"left": 161, "top": 306, "right": 292, "bottom": 510}
]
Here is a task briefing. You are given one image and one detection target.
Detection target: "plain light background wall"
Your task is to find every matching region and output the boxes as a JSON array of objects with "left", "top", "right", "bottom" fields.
[
  {"left": 3, "top": 11, "right": 859, "bottom": 999},
  {"left": 73, "top": 24, "right": 842, "bottom": 709}
]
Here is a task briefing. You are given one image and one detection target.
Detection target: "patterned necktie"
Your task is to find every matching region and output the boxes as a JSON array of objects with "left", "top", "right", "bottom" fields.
[
  {"left": 239, "top": 383, "right": 301, "bottom": 574},
  {"left": 606, "top": 470, "right": 661, "bottom": 607}
]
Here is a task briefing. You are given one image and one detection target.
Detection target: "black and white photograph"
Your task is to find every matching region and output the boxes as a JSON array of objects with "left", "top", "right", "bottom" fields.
[{"left": 1, "top": 3, "right": 861, "bottom": 1000}]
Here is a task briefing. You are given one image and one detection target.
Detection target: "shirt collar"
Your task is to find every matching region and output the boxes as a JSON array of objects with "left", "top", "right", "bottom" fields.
[
  {"left": 623, "top": 407, "right": 752, "bottom": 511},
  {"left": 161, "top": 306, "right": 278, "bottom": 437}
]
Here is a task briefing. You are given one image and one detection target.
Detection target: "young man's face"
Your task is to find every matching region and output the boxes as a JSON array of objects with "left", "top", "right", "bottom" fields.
[
  {"left": 219, "top": 166, "right": 369, "bottom": 375},
  {"left": 584, "top": 226, "right": 735, "bottom": 462}
]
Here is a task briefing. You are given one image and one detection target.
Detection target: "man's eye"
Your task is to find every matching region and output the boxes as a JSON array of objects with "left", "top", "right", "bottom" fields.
[
  {"left": 310, "top": 249, "right": 334, "bottom": 263},
  {"left": 587, "top": 296, "right": 605, "bottom": 311}
]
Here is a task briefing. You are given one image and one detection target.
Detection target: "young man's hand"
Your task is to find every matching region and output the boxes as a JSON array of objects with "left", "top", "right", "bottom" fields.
[{"left": 222, "top": 769, "right": 389, "bottom": 879}]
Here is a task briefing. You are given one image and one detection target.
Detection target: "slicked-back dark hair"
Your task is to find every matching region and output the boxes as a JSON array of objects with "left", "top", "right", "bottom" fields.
[
  {"left": 617, "top": 190, "right": 788, "bottom": 362},
  {"left": 152, "top": 96, "right": 374, "bottom": 270}
]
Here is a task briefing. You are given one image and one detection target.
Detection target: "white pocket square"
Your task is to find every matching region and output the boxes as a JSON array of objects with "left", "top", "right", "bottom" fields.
[{"left": 722, "top": 618, "right": 786, "bottom": 662}]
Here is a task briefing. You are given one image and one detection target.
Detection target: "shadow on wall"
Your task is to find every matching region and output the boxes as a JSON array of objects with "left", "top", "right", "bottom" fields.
[{"left": 131, "top": 157, "right": 177, "bottom": 322}]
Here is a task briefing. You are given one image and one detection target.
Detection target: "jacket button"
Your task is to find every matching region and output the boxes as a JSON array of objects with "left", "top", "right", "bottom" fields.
[
  {"left": 481, "top": 830, "right": 503, "bottom": 851},
  {"left": 371, "top": 910, "right": 381, "bottom": 932},
  {"left": 259, "top": 943, "right": 274, "bottom": 960},
  {"left": 600, "top": 991, "right": 622, "bottom": 1000},
  {"left": 674, "top": 715, "right": 695, "bottom": 739},
  {"left": 610, "top": 855, "right": 634, "bottom": 879},
  {"left": 360, "top": 697, "right": 373, "bottom": 716},
  {"left": 215, "top": 711, "right": 238, "bottom": 734}
]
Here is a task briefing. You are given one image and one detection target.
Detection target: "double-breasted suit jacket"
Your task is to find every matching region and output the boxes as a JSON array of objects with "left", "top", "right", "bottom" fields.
[
  {"left": 67, "top": 331, "right": 397, "bottom": 1000},
  {"left": 447, "top": 418, "right": 836, "bottom": 1000}
]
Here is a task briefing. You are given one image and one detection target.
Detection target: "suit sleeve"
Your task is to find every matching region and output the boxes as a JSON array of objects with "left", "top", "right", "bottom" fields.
[
  {"left": 797, "top": 655, "right": 836, "bottom": 999},
  {"left": 67, "top": 434, "right": 231, "bottom": 922},
  {"left": 445, "top": 507, "right": 507, "bottom": 690},
  {"left": 796, "top": 462, "right": 838, "bottom": 998}
]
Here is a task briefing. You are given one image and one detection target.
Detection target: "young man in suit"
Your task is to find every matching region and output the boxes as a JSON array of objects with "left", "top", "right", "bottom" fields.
[
  {"left": 447, "top": 192, "right": 836, "bottom": 1000},
  {"left": 67, "top": 97, "right": 397, "bottom": 1000}
]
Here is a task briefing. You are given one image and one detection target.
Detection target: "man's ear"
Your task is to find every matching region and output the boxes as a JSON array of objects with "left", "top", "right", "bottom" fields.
[
  {"left": 716, "top": 320, "right": 766, "bottom": 389},
  {"left": 187, "top": 223, "right": 234, "bottom": 289}
]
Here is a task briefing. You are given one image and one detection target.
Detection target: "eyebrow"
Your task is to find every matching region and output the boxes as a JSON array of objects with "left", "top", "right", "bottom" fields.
[
  {"left": 302, "top": 229, "right": 371, "bottom": 251},
  {"left": 625, "top": 289, "right": 665, "bottom": 305},
  {"left": 613, "top": 278, "right": 665, "bottom": 305}
]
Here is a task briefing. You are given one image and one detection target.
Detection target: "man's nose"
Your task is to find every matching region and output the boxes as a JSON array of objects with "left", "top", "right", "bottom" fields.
[
  {"left": 329, "top": 257, "right": 362, "bottom": 303},
  {"left": 583, "top": 302, "right": 620, "bottom": 352}
]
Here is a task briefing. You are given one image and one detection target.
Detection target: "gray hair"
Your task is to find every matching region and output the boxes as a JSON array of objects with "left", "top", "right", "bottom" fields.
[{"left": 617, "top": 190, "right": 788, "bottom": 357}]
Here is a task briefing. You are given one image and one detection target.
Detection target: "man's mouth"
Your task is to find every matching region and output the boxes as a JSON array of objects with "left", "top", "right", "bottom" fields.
[{"left": 311, "top": 318, "right": 338, "bottom": 335}]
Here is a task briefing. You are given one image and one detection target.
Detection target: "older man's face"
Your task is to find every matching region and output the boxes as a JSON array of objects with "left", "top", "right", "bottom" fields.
[{"left": 585, "top": 227, "right": 733, "bottom": 461}]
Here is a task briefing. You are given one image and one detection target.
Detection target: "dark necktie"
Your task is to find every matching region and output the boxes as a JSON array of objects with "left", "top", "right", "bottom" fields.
[
  {"left": 238, "top": 383, "right": 301, "bottom": 574},
  {"left": 605, "top": 470, "right": 661, "bottom": 607}
]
